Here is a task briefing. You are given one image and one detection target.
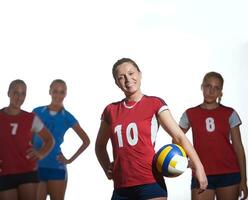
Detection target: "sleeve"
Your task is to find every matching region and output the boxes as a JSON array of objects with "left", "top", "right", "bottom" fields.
[
  {"left": 101, "top": 105, "right": 111, "bottom": 124},
  {"left": 31, "top": 115, "right": 44, "bottom": 133},
  {"left": 65, "top": 110, "right": 78, "bottom": 127},
  {"left": 179, "top": 111, "right": 190, "bottom": 129},
  {"left": 155, "top": 97, "right": 169, "bottom": 115},
  {"left": 229, "top": 110, "right": 242, "bottom": 128}
]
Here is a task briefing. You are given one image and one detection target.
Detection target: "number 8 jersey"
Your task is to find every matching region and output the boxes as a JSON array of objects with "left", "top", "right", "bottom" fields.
[
  {"left": 101, "top": 95, "right": 168, "bottom": 189},
  {"left": 179, "top": 104, "right": 241, "bottom": 175}
]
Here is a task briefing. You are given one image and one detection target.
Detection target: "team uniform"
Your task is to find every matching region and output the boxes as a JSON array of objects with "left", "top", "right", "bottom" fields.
[
  {"left": 179, "top": 104, "right": 241, "bottom": 189},
  {"left": 32, "top": 106, "right": 78, "bottom": 181},
  {"left": 101, "top": 95, "right": 168, "bottom": 199},
  {"left": 0, "top": 109, "right": 44, "bottom": 191}
]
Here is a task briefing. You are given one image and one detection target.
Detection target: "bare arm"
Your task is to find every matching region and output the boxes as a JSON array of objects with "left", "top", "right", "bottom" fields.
[
  {"left": 231, "top": 126, "right": 248, "bottom": 200},
  {"left": 172, "top": 127, "right": 189, "bottom": 143},
  {"left": 28, "top": 127, "right": 54, "bottom": 160},
  {"left": 158, "top": 110, "right": 207, "bottom": 191},
  {"left": 57, "top": 123, "right": 90, "bottom": 164},
  {"left": 95, "top": 120, "right": 113, "bottom": 179}
]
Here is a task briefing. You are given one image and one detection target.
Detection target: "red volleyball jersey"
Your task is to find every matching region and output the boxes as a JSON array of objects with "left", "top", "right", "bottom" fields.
[
  {"left": 102, "top": 95, "right": 168, "bottom": 188},
  {"left": 182, "top": 105, "right": 240, "bottom": 175},
  {"left": 0, "top": 109, "right": 37, "bottom": 175}
]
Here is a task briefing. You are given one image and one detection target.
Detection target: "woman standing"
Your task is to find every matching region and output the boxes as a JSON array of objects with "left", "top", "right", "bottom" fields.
[
  {"left": 32, "top": 79, "right": 90, "bottom": 200},
  {"left": 95, "top": 58, "right": 207, "bottom": 200},
  {"left": 179, "top": 72, "right": 248, "bottom": 200},
  {"left": 0, "top": 79, "right": 54, "bottom": 200}
]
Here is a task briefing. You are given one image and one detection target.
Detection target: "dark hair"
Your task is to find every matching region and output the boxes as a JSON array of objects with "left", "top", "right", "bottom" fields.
[
  {"left": 8, "top": 79, "right": 26, "bottom": 94},
  {"left": 50, "top": 79, "right": 67, "bottom": 90},
  {"left": 112, "top": 58, "right": 141, "bottom": 80}
]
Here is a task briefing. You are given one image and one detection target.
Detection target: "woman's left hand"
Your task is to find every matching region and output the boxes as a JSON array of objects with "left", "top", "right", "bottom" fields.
[
  {"left": 195, "top": 167, "right": 208, "bottom": 194},
  {"left": 57, "top": 153, "right": 71, "bottom": 165}
]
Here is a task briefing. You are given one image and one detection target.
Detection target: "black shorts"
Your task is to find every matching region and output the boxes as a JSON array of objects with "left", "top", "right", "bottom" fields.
[
  {"left": 111, "top": 182, "right": 167, "bottom": 200},
  {"left": 0, "top": 171, "right": 38, "bottom": 191},
  {"left": 191, "top": 172, "right": 241, "bottom": 190}
]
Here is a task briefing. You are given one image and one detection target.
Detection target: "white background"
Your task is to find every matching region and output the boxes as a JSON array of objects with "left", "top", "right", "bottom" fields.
[{"left": 0, "top": 0, "right": 247, "bottom": 199}]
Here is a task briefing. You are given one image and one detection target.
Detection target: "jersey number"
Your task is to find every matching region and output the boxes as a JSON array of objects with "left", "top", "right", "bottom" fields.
[
  {"left": 205, "top": 117, "right": 215, "bottom": 132},
  {"left": 10, "top": 123, "right": 18, "bottom": 135},
  {"left": 114, "top": 123, "right": 138, "bottom": 148}
]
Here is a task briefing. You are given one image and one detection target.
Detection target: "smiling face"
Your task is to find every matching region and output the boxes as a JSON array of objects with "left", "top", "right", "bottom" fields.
[
  {"left": 49, "top": 81, "right": 67, "bottom": 107},
  {"left": 8, "top": 81, "right": 26, "bottom": 110},
  {"left": 114, "top": 62, "right": 142, "bottom": 98}
]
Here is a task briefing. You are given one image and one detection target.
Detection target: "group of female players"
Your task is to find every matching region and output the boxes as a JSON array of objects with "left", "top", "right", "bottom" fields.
[
  {"left": 0, "top": 79, "right": 90, "bottom": 200},
  {"left": 0, "top": 58, "right": 247, "bottom": 200}
]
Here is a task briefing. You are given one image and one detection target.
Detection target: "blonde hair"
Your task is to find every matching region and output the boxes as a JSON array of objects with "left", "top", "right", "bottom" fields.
[
  {"left": 8, "top": 79, "right": 26, "bottom": 95},
  {"left": 50, "top": 79, "right": 67, "bottom": 90},
  {"left": 202, "top": 72, "right": 224, "bottom": 103}
]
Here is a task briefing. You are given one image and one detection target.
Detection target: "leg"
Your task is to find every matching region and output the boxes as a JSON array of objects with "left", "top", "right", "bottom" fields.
[
  {"left": 47, "top": 180, "right": 67, "bottom": 200},
  {"left": 216, "top": 184, "right": 239, "bottom": 200},
  {"left": 18, "top": 182, "right": 38, "bottom": 200},
  {"left": 192, "top": 188, "right": 215, "bottom": 200},
  {"left": 0, "top": 189, "right": 18, "bottom": 200},
  {"left": 37, "top": 182, "right": 48, "bottom": 200},
  {"left": 148, "top": 197, "right": 166, "bottom": 200}
]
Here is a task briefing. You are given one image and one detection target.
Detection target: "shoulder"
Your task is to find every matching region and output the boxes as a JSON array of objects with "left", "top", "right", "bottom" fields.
[
  {"left": 61, "top": 107, "right": 74, "bottom": 116},
  {"left": 21, "top": 110, "right": 34, "bottom": 115},
  {"left": 219, "top": 104, "right": 234, "bottom": 112},
  {"left": 33, "top": 106, "right": 47, "bottom": 113},
  {"left": 60, "top": 108, "right": 78, "bottom": 122},
  {"left": 104, "top": 100, "right": 123, "bottom": 110},
  {"left": 21, "top": 110, "right": 36, "bottom": 119},
  {"left": 186, "top": 105, "right": 201, "bottom": 112},
  {"left": 0, "top": 108, "right": 5, "bottom": 116},
  {"left": 143, "top": 95, "right": 167, "bottom": 104}
]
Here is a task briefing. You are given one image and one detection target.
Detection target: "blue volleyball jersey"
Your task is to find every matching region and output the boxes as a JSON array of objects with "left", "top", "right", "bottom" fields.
[{"left": 32, "top": 106, "right": 78, "bottom": 169}]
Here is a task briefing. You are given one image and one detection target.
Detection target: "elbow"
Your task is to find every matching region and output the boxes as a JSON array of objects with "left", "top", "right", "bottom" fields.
[
  {"left": 48, "top": 135, "right": 55, "bottom": 151},
  {"left": 95, "top": 143, "right": 105, "bottom": 156},
  {"left": 85, "top": 137, "right": 90, "bottom": 149}
]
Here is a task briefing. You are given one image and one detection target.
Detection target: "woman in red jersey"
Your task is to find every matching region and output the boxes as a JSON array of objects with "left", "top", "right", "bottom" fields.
[
  {"left": 179, "top": 72, "right": 248, "bottom": 200},
  {"left": 95, "top": 58, "right": 207, "bottom": 200},
  {"left": 0, "top": 79, "right": 54, "bottom": 200}
]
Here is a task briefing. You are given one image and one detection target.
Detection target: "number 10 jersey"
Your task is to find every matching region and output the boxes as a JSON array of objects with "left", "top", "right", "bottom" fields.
[{"left": 101, "top": 95, "right": 168, "bottom": 189}]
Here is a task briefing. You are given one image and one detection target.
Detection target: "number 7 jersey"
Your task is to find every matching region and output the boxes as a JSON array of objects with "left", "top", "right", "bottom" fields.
[
  {"left": 0, "top": 109, "right": 37, "bottom": 175},
  {"left": 101, "top": 95, "right": 168, "bottom": 189}
]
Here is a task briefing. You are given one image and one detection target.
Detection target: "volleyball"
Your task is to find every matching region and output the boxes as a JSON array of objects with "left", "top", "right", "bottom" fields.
[{"left": 154, "top": 144, "right": 188, "bottom": 177}]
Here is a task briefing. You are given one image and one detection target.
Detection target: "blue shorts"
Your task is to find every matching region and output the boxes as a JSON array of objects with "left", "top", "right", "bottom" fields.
[
  {"left": 191, "top": 172, "right": 241, "bottom": 189},
  {"left": 0, "top": 171, "right": 38, "bottom": 191},
  {"left": 37, "top": 167, "right": 67, "bottom": 181},
  {"left": 111, "top": 182, "right": 167, "bottom": 200}
]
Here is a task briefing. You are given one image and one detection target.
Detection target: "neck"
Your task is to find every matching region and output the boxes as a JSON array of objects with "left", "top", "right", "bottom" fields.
[
  {"left": 125, "top": 92, "right": 143, "bottom": 102},
  {"left": 48, "top": 104, "right": 63, "bottom": 112},
  {"left": 4, "top": 106, "right": 21, "bottom": 115},
  {"left": 201, "top": 102, "right": 219, "bottom": 110}
]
